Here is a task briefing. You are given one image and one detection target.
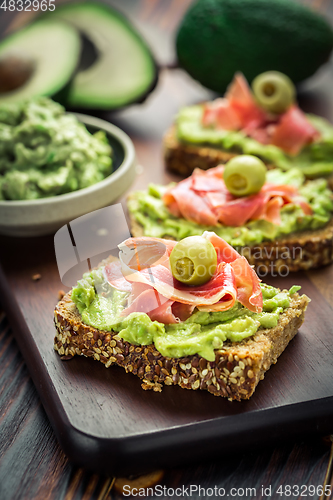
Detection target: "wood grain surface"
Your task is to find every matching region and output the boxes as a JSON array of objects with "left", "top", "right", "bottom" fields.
[{"left": 1, "top": 0, "right": 333, "bottom": 498}]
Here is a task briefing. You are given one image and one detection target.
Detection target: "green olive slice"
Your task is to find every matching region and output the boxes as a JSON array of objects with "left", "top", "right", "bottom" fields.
[
  {"left": 223, "top": 155, "right": 267, "bottom": 197},
  {"left": 252, "top": 71, "right": 296, "bottom": 114},
  {"left": 170, "top": 236, "right": 217, "bottom": 286}
]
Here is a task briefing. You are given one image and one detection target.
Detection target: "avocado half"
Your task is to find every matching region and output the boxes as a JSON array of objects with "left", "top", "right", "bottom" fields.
[
  {"left": 176, "top": 0, "right": 333, "bottom": 93},
  {"left": 51, "top": 2, "right": 158, "bottom": 110},
  {"left": 0, "top": 20, "right": 80, "bottom": 104}
]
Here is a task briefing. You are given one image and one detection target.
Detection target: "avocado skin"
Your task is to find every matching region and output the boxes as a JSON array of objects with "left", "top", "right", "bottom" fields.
[{"left": 176, "top": 0, "right": 333, "bottom": 93}]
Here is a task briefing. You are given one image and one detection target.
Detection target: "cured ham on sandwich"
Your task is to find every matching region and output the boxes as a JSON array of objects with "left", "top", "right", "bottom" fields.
[
  {"left": 162, "top": 166, "right": 312, "bottom": 228},
  {"left": 103, "top": 233, "right": 263, "bottom": 324},
  {"left": 202, "top": 73, "right": 318, "bottom": 156}
]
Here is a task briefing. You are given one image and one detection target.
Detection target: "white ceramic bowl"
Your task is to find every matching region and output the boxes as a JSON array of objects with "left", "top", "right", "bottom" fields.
[{"left": 0, "top": 114, "right": 136, "bottom": 237}]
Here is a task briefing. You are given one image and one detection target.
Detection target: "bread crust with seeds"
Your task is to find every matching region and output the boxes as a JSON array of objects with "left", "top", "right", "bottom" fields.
[
  {"left": 53, "top": 256, "right": 310, "bottom": 401},
  {"left": 163, "top": 125, "right": 333, "bottom": 190}
]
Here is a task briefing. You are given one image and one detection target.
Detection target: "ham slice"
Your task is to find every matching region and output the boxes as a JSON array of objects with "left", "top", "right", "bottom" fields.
[
  {"left": 203, "top": 232, "right": 262, "bottom": 312},
  {"left": 123, "top": 294, "right": 196, "bottom": 324},
  {"left": 215, "top": 194, "right": 266, "bottom": 227},
  {"left": 270, "top": 105, "right": 319, "bottom": 155},
  {"left": 121, "top": 281, "right": 197, "bottom": 324},
  {"left": 163, "top": 166, "right": 312, "bottom": 228},
  {"left": 202, "top": 97, "right": 242, "bottom": 130},
  {"left": 247, "top": 127, "right": 271, "bottom": 145},
  {"left": 292, "top": 197, "right": 313, "bottom": 216},
  {"left": 104, "top": 233, "right": 263, "bottom": 321},
  {"left": 226, "top": 73, "right": 267, "bottom": 132},
  {"left": 230, "top": 257, "right": 262, "bottom": 313},
  {"left": 123, "top": 285, "right": 165, "bottom": 316},
  {"left": 201, "top": 73, "right": 320, "bottom": 154},
  {"left": 163, "top": 177, "right": 219, "bottom": 226},
  {"left": 202, "top": 99, "right": 222, "bottom": 127},
  {"left": 202, "top": 73, "right": 267, "bottom": 132},
  {"left": 191, "top": 169, "right": 226, "bottom": 192},
  {"left": 262, "top": 196, "right": 284, "bottom": 226},
  {"left": 103, "top": 261, "right": 132, "bottom": 292},
  {"left": 149, "top": 300, "right": 193, "bottom": 324},
  {"left": 120, "top": 257, "right": 238, "bottom": 309}
]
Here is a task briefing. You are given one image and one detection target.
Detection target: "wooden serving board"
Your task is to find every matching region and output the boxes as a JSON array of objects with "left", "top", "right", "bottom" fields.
[{"left": 1, "top": 224, "right": 333, "bottom": 476}]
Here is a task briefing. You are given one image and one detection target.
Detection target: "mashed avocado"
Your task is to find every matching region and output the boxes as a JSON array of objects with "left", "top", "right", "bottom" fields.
[
  {"left": 177, "top": 105, "right": 333, "bottom": 178},
  {"left": 0, "top": 97, "right": 112, "bottom": 200},
  {"left": 128, "top": 168, "right": 333, "bottom": 247},
  {"left": 71, "top": 267, "right": 300, "bottom": 361}
]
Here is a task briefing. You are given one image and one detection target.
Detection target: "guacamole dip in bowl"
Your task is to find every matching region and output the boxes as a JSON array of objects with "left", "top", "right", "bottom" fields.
[
  {"left": 0, "top": 98, "right": 114, "bottom": 200},
  {"left": 0, "top": 99, "right": 136, "bottom": 236}
]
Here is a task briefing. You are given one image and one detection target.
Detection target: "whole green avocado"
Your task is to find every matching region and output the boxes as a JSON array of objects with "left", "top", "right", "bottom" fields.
[{"left": 176, "top": 0, "right": 333, "bottom": 92}]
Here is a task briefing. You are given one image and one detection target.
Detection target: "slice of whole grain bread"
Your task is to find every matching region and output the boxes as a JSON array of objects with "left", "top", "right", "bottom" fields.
[
  {"left": 128, "top": 194, "right": 333, "bottom": 274},
  {"left": 164, "top": 125, "right": 333, "bottom": 190},
  {"left": 54, "top": 257, "right": 310, "bottom": 401}
]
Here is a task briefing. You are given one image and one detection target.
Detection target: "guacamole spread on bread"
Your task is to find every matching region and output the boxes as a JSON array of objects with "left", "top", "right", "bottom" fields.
[
  {"left": 128, "top": 169, "right": 333, "bottom": 247},
  {"left": 0, "top": 97, "right": 112, "bottom": 200},
  {"left": 177, "top": 105, "right": 333, "bottom": 178},
  {"left": 71, "top": 267, "right": 299, "bottom": 361}
]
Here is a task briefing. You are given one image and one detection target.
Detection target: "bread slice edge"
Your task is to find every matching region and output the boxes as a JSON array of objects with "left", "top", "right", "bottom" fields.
[
  {"left": 164, "top": 124, "right": 333, "bottom": 189},
  {"left": 128, "top": 193, "right": 333, "bottom": 273},
  {"left": 54, "top": 276, "right": 310, "bottom": 401}
]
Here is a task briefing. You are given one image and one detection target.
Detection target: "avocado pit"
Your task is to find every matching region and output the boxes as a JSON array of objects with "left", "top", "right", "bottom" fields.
[{"left": 0, "top": 54, "right": 35, "bottom": 93}]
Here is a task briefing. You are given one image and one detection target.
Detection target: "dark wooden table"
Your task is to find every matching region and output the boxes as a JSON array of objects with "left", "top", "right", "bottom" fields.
[{"left": 1, "top": 1, "right": 333, "bottom": 499}]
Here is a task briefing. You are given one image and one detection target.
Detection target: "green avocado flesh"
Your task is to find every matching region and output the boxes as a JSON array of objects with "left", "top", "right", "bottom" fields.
[
  {"left": 128, "top": 169, "right": 333, "bottom": 247},
  {"left": 71, "top": 266, "right": 300, "bottom": 361},
  {"left": 177, "top": 105, "right": 333, "bottom": 179},
  {"left": 51, "top": 2, "right": 157, "bottom": 109},
  {"left": 176, "top": 0, "right": 333, "bottom": 93},
  {"left": 0, "top": 20, "right": 80, "bottom": 104},
  {"left": 0, "top": 97, "right": 112, "bottom": 200}
]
